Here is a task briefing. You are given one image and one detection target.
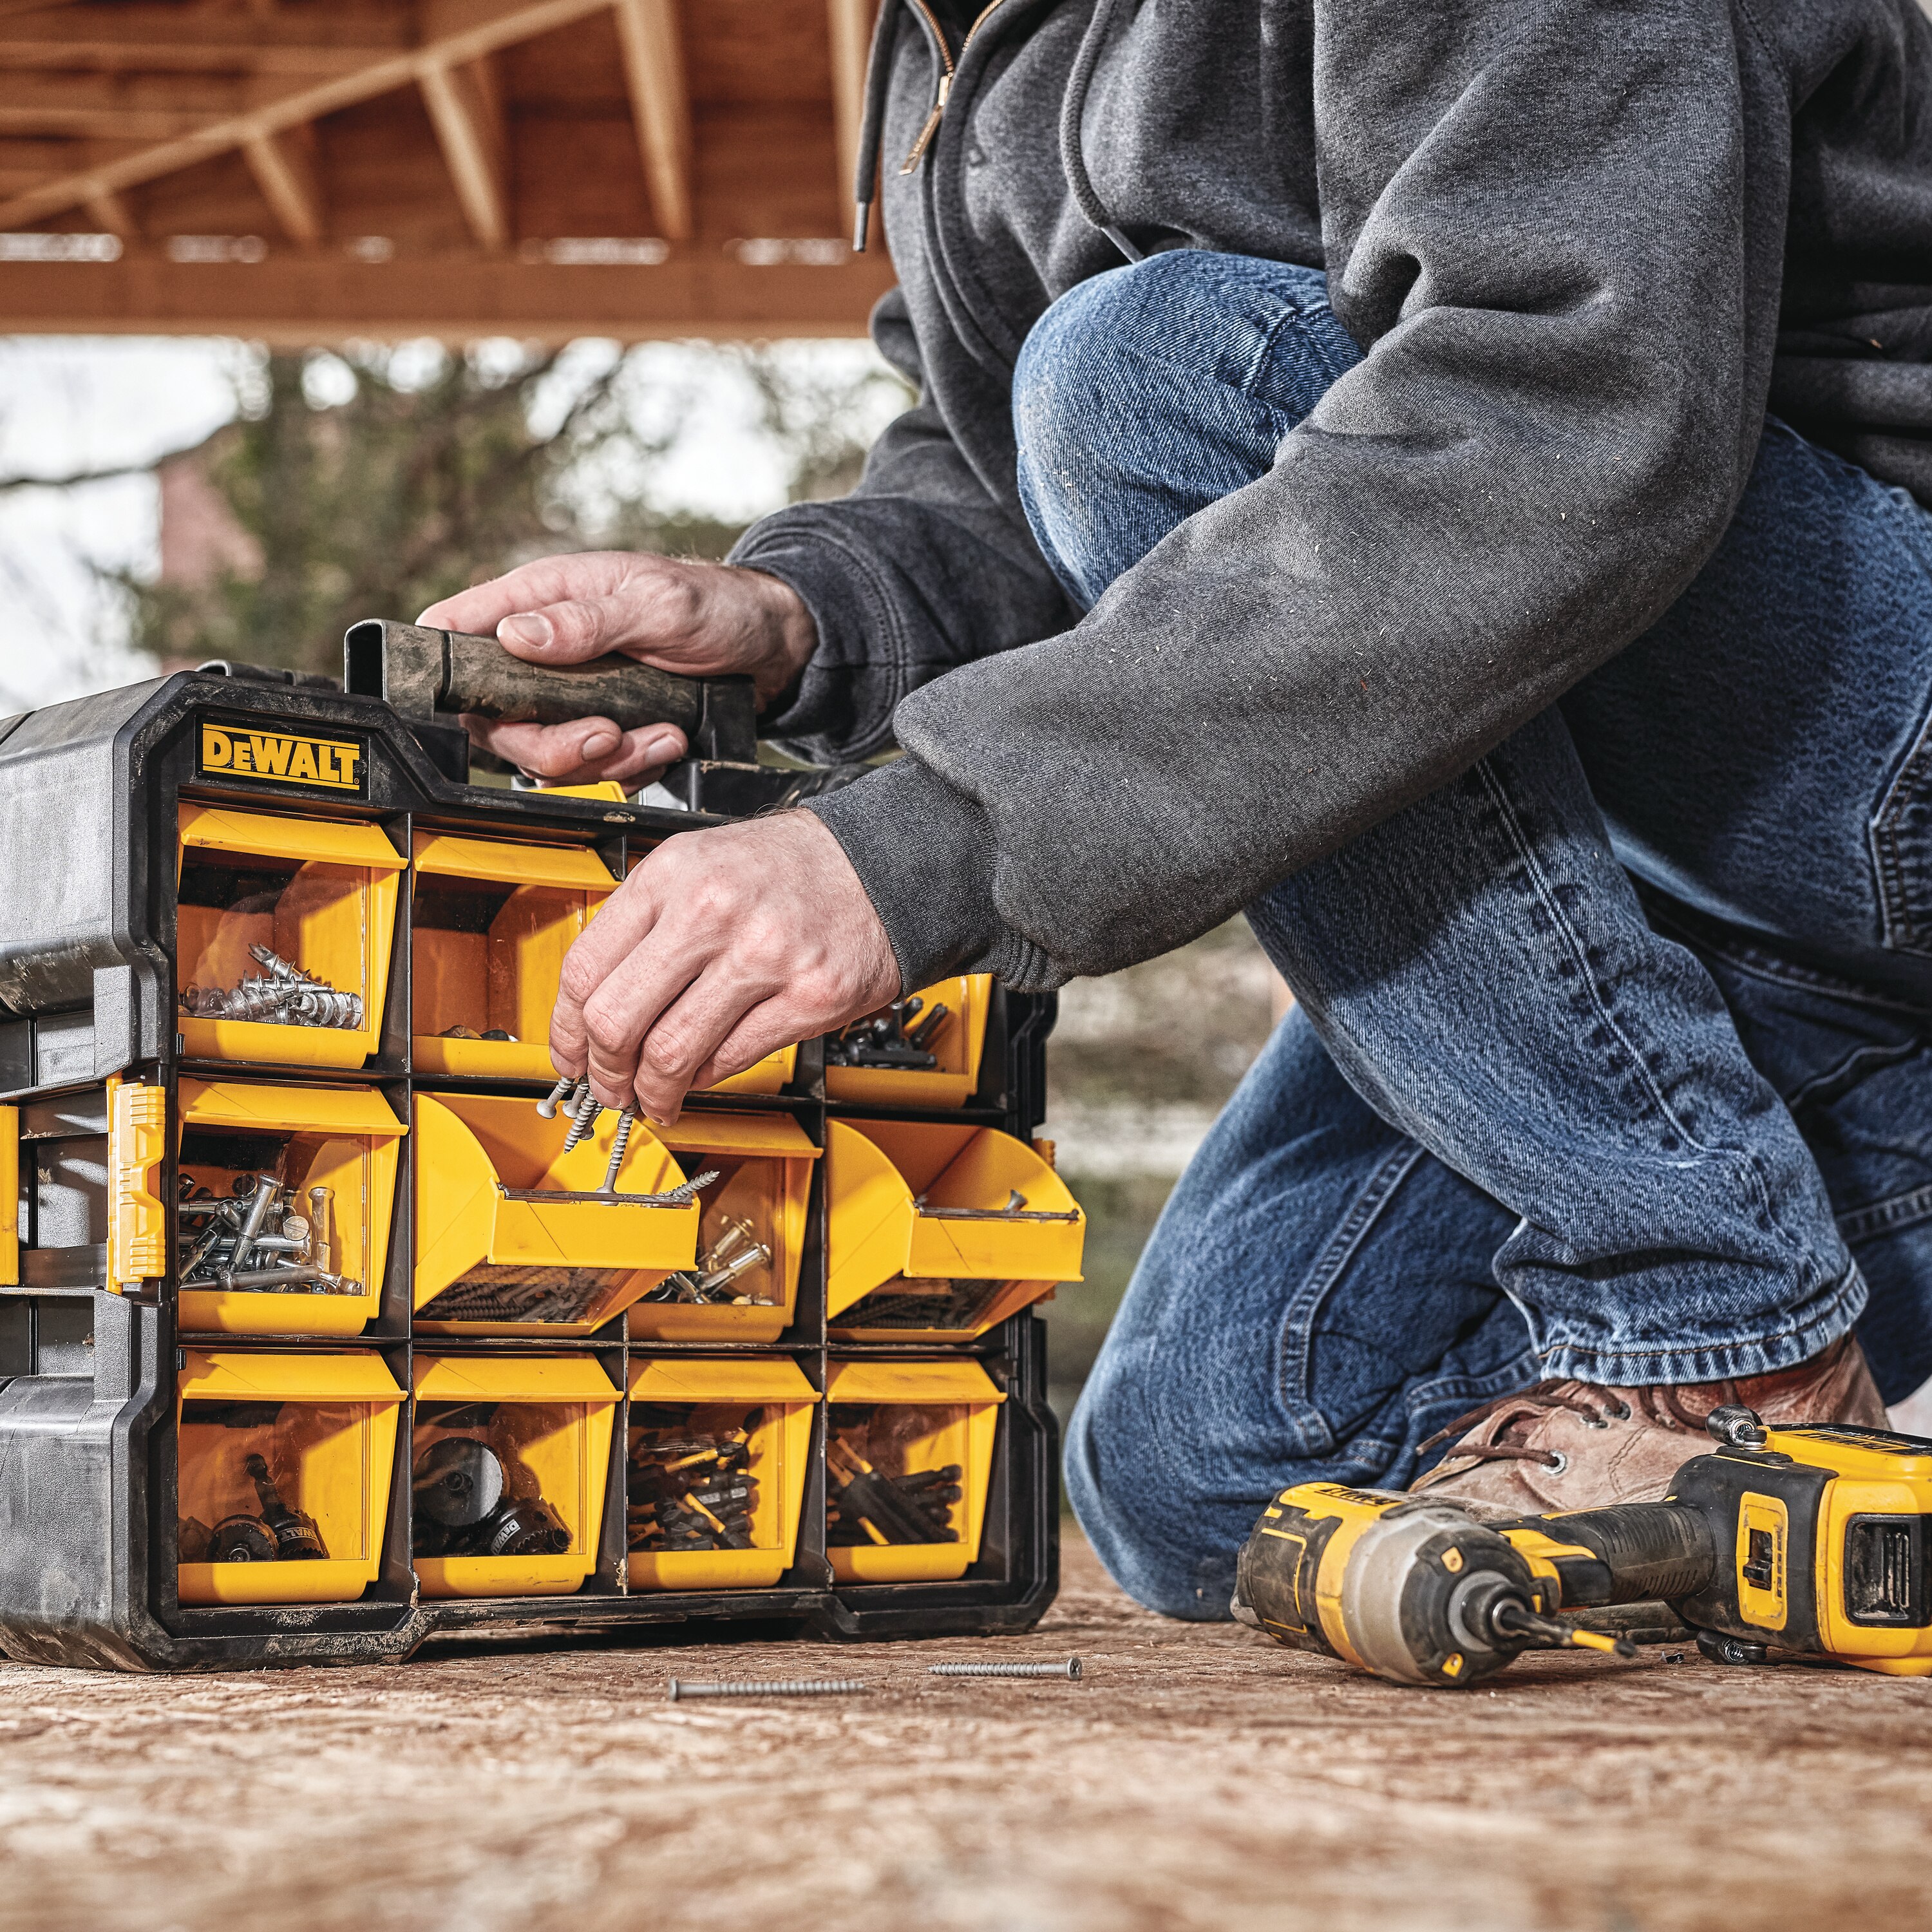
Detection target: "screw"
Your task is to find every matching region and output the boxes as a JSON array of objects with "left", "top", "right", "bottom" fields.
[
  {"left": 665, "top": 1678, "right": 866, "bottom": 1701},
  {"left": 599, "top": 1106, "right": 636, "bottom": 1193},
  {"left": 536, "top": 1074, "right": 574, "bottom": 1120},
  {"left": 928, "top": 1658, "right": 1082, "bottom": 1680},
  {"left": 561, "top": 1083, "right": 601, "bottom": 1153}
]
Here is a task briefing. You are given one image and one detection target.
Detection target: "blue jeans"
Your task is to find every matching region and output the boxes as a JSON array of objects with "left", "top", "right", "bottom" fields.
[{"left": 1027, "top": 251, "right": 1932, "bottom": 1618}]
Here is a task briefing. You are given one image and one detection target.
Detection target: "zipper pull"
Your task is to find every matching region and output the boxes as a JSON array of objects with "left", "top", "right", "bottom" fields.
[{"left": 900, "top": 72, "right": 952, "bottom": 174}]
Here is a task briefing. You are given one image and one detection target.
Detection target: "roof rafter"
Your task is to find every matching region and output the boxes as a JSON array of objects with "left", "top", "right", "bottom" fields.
[
  {"left": 242, "top": 126, "right": 323, "bottom": 248},
  {"left": 0, "top": 0, "right": 618, "bottom": 234},
  {"left": 613, "top": 0, "right": 690, "bottom": 243},
  {"left": 417, "top": 54, "right": 507, "bottom": 251}
]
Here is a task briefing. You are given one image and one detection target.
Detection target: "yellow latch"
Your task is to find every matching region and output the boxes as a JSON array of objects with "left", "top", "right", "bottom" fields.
[{"left": 108, "top": 1079, "right": 169, "bottom": 1291}]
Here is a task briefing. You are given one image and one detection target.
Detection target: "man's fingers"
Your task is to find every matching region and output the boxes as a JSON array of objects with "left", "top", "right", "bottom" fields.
[
  {"left": 687, "top": 996, "right": 806, "bottom": 1094},
  {"left": 493, "top": 597, "right": 638, "bottom": 666},
  {"left": 613, "top": 966, "right": 781, "bottom": 1122},
  {"left": 416, "top": 555, "right": 630, "bottom": 638},
  {"left": 465, "top": 715, "right": 688, "bottom": 785},
  {"left": 577, "top": 926, "right": 732, "bottom": 1110}
]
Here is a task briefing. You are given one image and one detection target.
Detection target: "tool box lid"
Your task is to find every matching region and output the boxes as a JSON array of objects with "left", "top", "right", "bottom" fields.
[
  {"left": 179, "top": 1350, "right": 405, "bottom": 1404},
  {"left": 659, "top": 1113, "right": 819, "bottom": 1159},
  {"left": 181, "top": 1079, "right": 407, "bottom": 1138},
  {"left": 824, "top": 1359, "right": 1005, "bottom": 1406},
  {"left": 627, "top": 1357, "right": 820, "bottom": 1403},
  {"left": 179, "top": 802, "right": 406, "bottom": 871},
  {"left": 412, "top": 830, "right": 618, "bottom": 892},
  {"left": 413, "top": 1354, "right": 620, "bottom": 1405}
]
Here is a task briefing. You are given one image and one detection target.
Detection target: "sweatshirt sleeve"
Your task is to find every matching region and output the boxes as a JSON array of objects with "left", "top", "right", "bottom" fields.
[
  {"left": 811, "top": 0, "right": 1789, "bottom": 993},
  {"left": 728, "top": 287, "right": 1078, "bottom": 764}
]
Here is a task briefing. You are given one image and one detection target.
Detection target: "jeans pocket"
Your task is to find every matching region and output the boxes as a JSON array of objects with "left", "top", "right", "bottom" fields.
[{"left": 1871, "top": 691, "right": 1932, "bottom": 958}]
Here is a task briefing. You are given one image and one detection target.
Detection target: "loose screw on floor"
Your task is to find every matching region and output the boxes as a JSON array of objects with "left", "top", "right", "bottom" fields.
[
  {"left": 929, "top": 1658, "right": 1083, "bottom": 1680},
  {"left": 665, "top": 1678, "right": 867, "bottom": 1701}
]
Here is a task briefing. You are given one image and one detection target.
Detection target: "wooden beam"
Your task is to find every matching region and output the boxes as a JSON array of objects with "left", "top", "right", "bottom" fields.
[
  {"left": 0, "top": 0, "right": 615, "bottom": 234},
  {"left": 613, "top": 0, "right": 691, "bottom": 242},
  {"left": 826, "top": 0, "right": 874, "bottom": 228},
  {"left": 0, "top": 8, "right": 410, "bottom": 73},
  {"left": 242, "top": 126, "right": 322, "bottom": 247},
  {"left": 82, "top": 185, "right": 136, "bottom": 240},
  {"left": 0, "top": 251, "right": 898, "bottom": 343},
  {"left": 418, "top": 55, "right": 507, "bottom": 249}
]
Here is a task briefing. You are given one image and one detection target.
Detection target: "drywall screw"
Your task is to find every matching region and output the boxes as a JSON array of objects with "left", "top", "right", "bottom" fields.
[
  {"left": 599, "top": 1106, "right": 636, "bottom": 1193},
  {"left": 928, "top": 1658, "right": 1083, "bottom": 1680},
  {"left": 561, "top": 1083, "right": 601, "bottom": 1153},
  {"left": 665, "top": 1678, "right": 866, "bottom": 1701},
  {"left": 536, "top": 1074, "right": 574, "bottom": 1119}
]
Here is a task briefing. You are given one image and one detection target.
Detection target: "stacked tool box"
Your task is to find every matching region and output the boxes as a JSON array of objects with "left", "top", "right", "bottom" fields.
[{"left": 0, "top": 645, "right": 1078, "bottom": 1671}]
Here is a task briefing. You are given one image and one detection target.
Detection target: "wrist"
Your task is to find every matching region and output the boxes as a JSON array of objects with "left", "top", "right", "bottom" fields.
[{"left": 731, "top": 567, "right": 819, "bottom": 712}]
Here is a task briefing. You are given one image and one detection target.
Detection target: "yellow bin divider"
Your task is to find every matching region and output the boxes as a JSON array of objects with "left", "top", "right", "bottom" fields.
[
  {"left": 176, "top": 1349, "right": 404, "bottom": 1606},
  {"left": 177, "top": 1079, "right": 406, "bottom": 1336},
  {"left": 413, "top": 1093, "right": 698, "bottom": 1336},
  {"left": 626, "top": 1356, "right": 820, "bottom": 1591},
  {"left": 632, "top": 1112, "right": 820, "bottom": 1343},
  {"left": 175, "top": 802, "right": 403, "bottom": 1070},
  {"left": 824, "top": 1358, "right": 1004, "bottom": 1585},
  {"left": 824, "top": 974, "right": 994, "bottom": 1110},
  {"left": 410, "top": 831, "right": 616, "bottom": 1081},
  {"left": 412, "top": 1354, "right": 618, "bottom": 1597},
  {"left": 824, "top": 1119, "right": 1085, "bottom": 1341}
]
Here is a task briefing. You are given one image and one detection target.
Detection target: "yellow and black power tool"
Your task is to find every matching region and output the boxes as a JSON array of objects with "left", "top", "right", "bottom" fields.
[{"left": 1232, "top": 1405, "right": 1932, "bottom": 1685}]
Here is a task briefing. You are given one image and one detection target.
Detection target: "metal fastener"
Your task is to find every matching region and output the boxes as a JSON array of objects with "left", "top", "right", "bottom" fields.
[
  {"left": 665, "top": 1678, "right": 866, "bottom": 1701},
  {"left": 536, "top": 1074, "right": 575, "bottom": 1119},
  {"left": 561, "top": 1083, "right": 601, "bottom": 1153},
  {"left": 598, "top": 1106, "right": 636, "bottom": 1193},
  {"left": 928, "top": 1658, "right": 1083, "bottom": 1680}
]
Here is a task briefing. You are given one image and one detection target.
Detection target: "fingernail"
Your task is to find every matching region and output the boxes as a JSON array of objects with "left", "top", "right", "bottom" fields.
[
  {"left": 643, "top": 732, "right": 681, "bottom": 761},
  {"left": 582, "top": 728, "right": 618, "bottom": 757},
  {"left": 500, "top": 611, "right": 553, "bottom": 650}
]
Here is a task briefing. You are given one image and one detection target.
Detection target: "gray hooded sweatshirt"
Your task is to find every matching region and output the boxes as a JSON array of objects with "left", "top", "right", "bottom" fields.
[{"left": 730, "top": 0, "right": 1932, "bottom": 993}]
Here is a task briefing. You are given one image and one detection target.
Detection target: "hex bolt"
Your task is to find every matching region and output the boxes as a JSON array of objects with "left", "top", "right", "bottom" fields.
[
  {"left": 599, "top": 1106, "right": 636, "bottom": 1193},
  {"left": 560, "top": 1083, "right": 602, "bottom": 1154},
  {"left": 536, "top": 1074, "right": 574, "bottom": 1120},
  {"left": 928, "top": 1658, "right": 1083, "bottom": 1680},
  {"left": 665, "top": 1678, "right": 866, "bottom": 1701}
]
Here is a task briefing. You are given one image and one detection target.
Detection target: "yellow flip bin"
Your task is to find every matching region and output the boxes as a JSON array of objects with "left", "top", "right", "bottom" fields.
[
  {"left": 176, "top": 1079, "right": 405, "bottom": 1336},
  {"left": 411, "top": 1354, "right": 619, "bottom": 1598},
  {"left": 412, "top": 1092, "right": 699, "bottom": 1336},
  {"left": 630, "top": 1112, "right": 820, "bottom": 1343},
  {"left": 825, "top": 1119, "right": 1084, "bottom": 1342},
  {"left": 410, "top": 831, "right": 615, "bottom": 1080},
  {"left": 824, "top": 1358, "right": 1004, "bottom": 1585},
  {"left": 824, "top": 974, "right": 994, "bottom": 1109},
  {"left": 175, "top": 802, "right": 403, "bottom": 1069},
  {"left": 176, "top": 1349, "right": 404, "bottom": 1606},
  {"left": 626, "top": 1356, "right": 819, "bottom": 1591}
]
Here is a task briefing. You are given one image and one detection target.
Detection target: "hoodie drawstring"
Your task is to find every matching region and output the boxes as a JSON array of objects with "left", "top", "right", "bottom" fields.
[
  {"left": 1059, "top": 0, "right": 1142, "bottom": 263},
  {"left": 851, "top": 0, "right": 904, "bottom": 251},
  {"left": 855, "top": 0, "right": 1142, "bottom": 265}
]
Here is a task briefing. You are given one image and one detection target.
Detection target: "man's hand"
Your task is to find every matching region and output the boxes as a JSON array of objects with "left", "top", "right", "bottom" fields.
[
  {"left": 553, "top": 811, "right": 900, "bottom": 1122},
  {"left": 417, "top": 551, "right": 817, "bottom": 789}
]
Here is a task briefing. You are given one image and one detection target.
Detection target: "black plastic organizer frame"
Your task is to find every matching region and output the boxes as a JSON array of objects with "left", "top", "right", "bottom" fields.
[{"left": 0, "top": 669, "right": 1059, "bottom": 1671}]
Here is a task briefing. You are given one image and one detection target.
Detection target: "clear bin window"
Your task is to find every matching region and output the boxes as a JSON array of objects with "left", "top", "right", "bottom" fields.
[
  {"left": 636, "top": 1155, "right": 779, "bottom": 1310},
  {"left": 412, "top": 1401, "right": 578, "bottom": 1558},
  {"left": 828, "top": 990, "right": 955, "bottom": 1072},
  {"left": 826, "top": 1403, "right": 964, "bottom": 1548},
  {"left": 178, "top": 1398, "right": 363, "bottom": 1566},
  {"left": 177, "top": 855, "right": 369, "bottom": 1032},
  {"left": 412, "top": 876, "right": 565, "bottom": 1048},
  {"left": 178, "top": 1127, "right": 368, "bottom": 1301},
  {"left": 627, "top": 1401, "right": 769, "bottom": 1553},
  {"left": 834, "top": 1277, "right": 1005, "bottom": 1331}
]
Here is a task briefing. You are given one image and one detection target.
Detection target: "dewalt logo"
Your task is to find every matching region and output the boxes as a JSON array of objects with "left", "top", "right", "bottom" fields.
[{"left": 198, "top": 723, "right": 368, "bottom": 795}]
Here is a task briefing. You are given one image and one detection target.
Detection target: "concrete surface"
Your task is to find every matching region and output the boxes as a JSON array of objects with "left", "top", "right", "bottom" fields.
[{"left": 3, "top": 1536, "right": 1930, "bottom": 1932}]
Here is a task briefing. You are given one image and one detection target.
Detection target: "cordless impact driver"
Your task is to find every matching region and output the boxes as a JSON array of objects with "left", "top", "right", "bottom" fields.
[{"left": 1233, "top": 1405, "right": 1932, "bottom": 1685}]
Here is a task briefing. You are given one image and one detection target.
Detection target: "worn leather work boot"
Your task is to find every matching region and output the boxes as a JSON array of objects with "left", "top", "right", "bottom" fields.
[{"left": 1408, "top": 1332, "right": 1888, "bottom": 1513}]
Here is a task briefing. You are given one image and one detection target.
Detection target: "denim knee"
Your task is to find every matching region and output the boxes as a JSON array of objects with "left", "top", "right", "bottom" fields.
[{"left": 1012, "top": 250, "right": 1356, "bottom": 606}]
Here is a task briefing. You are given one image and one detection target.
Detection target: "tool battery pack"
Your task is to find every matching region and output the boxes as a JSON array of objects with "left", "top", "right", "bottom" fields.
[{"left": 0, "top": 651, "right": 1070, "bottom": 1670}]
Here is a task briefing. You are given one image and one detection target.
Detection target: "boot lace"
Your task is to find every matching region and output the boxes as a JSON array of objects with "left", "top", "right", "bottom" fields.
[{"left": 1416, "top": 1378, "right": 1743, "bottom": 1470}]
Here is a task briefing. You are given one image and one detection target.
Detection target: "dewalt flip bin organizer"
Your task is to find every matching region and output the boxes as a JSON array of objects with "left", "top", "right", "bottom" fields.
[{"left": 0, "top": 624, "right": 1075, "bottom": 1670}]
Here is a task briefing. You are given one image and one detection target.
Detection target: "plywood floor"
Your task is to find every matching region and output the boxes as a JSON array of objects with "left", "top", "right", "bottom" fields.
[{"left": 3, "top": 1537, "right": 1929, "bottom": 1932}]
